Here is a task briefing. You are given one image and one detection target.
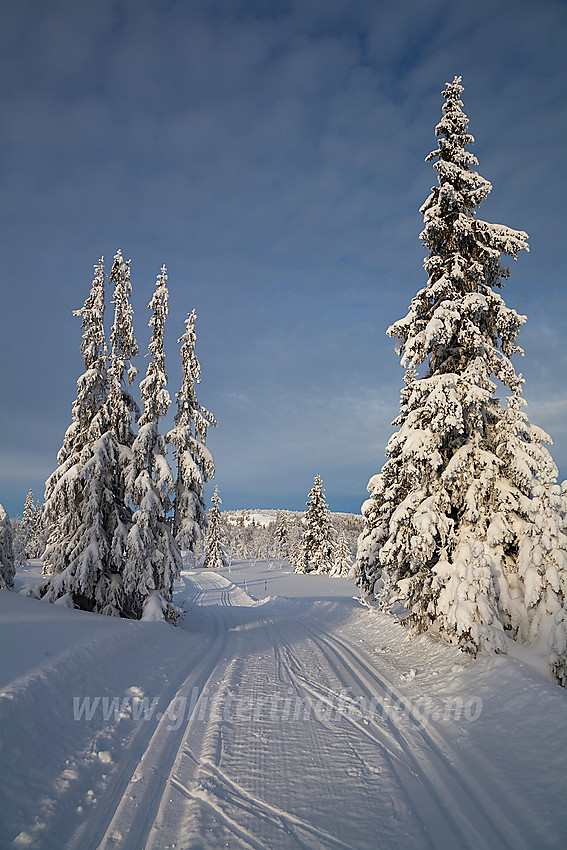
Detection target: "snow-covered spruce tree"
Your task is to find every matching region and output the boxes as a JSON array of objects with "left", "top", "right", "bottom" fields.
[
  {"left": 273, "top": 511, "right": 290, "bottom": 559},
  {"left": 41, "top": 253, "right": 139, "bottom": 615},
  {"left": 30, "top": 500, "right": 47, "bottom": 559},
  {"left": 11, "top": 517, "right": 26, "bottom": 570},
  {"left": 167, "top": 310, "right": 216, "bottom": 558},
  {"left": 18, "top": 490, "right": 36, "bottom": 559},
  {"left": 330, "top": 533, "right": 353, "bottom": 578},
  {"left": 356, "top": 77, "right": 567, "bottom": 682},
  {"left": 87, "top": 248, "right": 141, "bottom": 605},
  {"left": 204, "top": 486, "right": 227, "bottom": 569},
  {"left": 295, "top": 474, "right": 335, "bottom": 574},
  {"left": 105, "top": 250, "right": 140, "bottom": 447},
  {"left": 0, "top": 505, "right": 15, "bottom": 589},
  {"left": 55, "top": 259, "right": 109, "bottom": 470},
  {"left": 16, "top": 490, "right": 44, "bottom": 562},
  {"left": 40, "top": 257, "right": 120, "bottom": 611},
  {"left": 124, "top": 266, "right": 181, "bottom": 622}
]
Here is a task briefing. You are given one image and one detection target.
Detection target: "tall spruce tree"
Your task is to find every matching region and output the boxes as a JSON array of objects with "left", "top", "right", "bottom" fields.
[
  {"left": 41, "top": 258, "right": 128, "bottom": 613},
  {"left": 167, "top": 310, "right": 216, "bottom": 556},
  {"left": 41, "top": 252, "right": 144, "bottom": 616},
  {"left": 106, "top": 250, "right": 140, "bottom": 446},
  {"left": 94, "top": 249, "right": 140, "bottom": 603},
  {"left": 124, "top": 266, "right": 181, "bottom": 621},
  {"left": 295, "top": 474, "right": 335, "bottom": 574},
  {"left": 356, "top": 78, "right": 567, "bottom": 684},
  {"left": 41, "top": 258, "right": 108, "bottom": 574},
  {"left": 204, "top": 486, "right": 227, "bottom": 569}
]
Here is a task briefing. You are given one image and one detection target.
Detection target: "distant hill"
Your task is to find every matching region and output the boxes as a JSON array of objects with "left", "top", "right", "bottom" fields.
[{"left": 223, "top": 509, "right": 363, "bottom": 528}]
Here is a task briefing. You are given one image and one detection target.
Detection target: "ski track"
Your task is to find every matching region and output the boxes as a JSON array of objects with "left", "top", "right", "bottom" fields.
[
  {"left": 67, "top": 573, "right": 230, "bottom": 850},
  {"left": 273, "top": 616, "right": 531, "bottom": 850},
  {"left": 149, "top": 571, "right": 529, "bottom": 849},
  {"left": 15, "top": 566, "right": 561, "bottom": 849}
]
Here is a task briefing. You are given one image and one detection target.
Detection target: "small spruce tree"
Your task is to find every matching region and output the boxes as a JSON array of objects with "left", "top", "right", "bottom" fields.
[
  {"left": 204, "top": 486, "right": 227, "bottom": 569},
  {"left": 30, "top": 500, "right": 46, "bottom": 559},
  {"left": 295, "top": 474, "right": 335, "bottom": 574},
  {"left": 273, "top": 511, "right": 290, "bottom": 559},
  {"left": 330, "top": 533, "right": 353, "bottom": 577},
  {"left": 356, "top": 77, "right": 567, "bottom": 683},
  {"left": 19, "top": 490, "right": 36, "bottom": 559}
]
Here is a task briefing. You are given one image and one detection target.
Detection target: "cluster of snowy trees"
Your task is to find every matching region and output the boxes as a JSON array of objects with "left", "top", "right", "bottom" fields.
[
  {"left": 17, "top": 490, "right": 46, "bottom": 560},
  {"left": 355, "top": 78, "right": 567, "bottom": 686},
  {"left": 34, "top": 251, "right": 215, "bottom": 622},
  {"left": 284, "top": 476, "right": 357, "bottom": 576},
  {"left": 4, "top": 490, "right": 47, "bottom": 570},
  {"left": 221, "top": 478, "right": 361, "bottom": 576},
  {"left": 223, "top": 512, "right": 279, "bottom": 563}
]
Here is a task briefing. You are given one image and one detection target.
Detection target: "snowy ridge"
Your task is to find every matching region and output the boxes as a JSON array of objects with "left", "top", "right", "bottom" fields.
[{"left": 224, "top": 509, "right": 362, "bottom": 527}]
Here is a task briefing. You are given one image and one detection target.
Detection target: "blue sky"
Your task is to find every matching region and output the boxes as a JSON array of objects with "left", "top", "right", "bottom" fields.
[{"left": 1, "top": 0, "right": 566, "bottom": 516}]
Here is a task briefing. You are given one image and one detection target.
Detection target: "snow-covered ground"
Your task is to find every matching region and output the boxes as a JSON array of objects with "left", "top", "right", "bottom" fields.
[{"left": 1, "top": 560, "right": 566, "bottom": 849}]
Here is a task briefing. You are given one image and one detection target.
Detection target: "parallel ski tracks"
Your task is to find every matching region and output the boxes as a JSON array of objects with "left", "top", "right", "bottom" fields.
[
  {"left": 67, "top": 574, "right": 535, "bottom": 849},
  {"left": 68, "top": 574, "right": 232, "bottom": 850},
  {"left": 270, "top": 615, "right": 532, "bottom": 850}
]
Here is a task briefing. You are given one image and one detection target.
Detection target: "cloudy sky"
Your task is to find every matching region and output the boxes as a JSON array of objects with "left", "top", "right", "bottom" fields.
[{"left": 1, "top": 0, "right": 566, "bottom": 516}]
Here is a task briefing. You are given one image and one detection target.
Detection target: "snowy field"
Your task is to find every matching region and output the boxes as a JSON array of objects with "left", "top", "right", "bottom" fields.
[{"left": 1, "top": 560, "right": 567, "bottom": 849}]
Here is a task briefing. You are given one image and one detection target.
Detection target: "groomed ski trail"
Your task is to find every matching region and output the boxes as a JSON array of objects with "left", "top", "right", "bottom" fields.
[
  {"left": 5, "top": 563, "right": 565, "bottom": 850},
  {"left": 74, "top": 567, "right": 539, "bottom": 850}
]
